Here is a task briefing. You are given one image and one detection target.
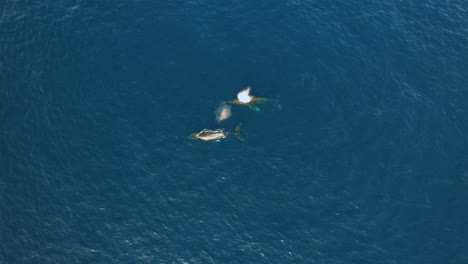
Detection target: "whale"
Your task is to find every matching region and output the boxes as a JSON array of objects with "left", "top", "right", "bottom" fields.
[
  {"left": 229, "top": 87, "right": 281, "bottom": 111},
  {"left": 189, "top": 124, "right": 244, "bottom": 142}
]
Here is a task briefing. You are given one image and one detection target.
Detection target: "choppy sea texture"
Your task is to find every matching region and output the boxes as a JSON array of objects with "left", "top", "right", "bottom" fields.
[{"left": 1, "top": 0, "right": 468, "bottom": 263}]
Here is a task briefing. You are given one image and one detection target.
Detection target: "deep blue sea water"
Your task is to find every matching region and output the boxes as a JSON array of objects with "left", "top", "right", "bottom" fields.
[{"left": 1, "top": 1, "right": 468, "bottom": 263}]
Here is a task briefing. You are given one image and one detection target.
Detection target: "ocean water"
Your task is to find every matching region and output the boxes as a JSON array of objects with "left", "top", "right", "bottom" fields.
[{"left": 1, "top": 0, "right": 467, "bottom": 263}]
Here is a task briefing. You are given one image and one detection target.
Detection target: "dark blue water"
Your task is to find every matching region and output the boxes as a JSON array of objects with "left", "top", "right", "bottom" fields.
[{"left": 1, "top": 1, "right": 467, "bottom": 263}]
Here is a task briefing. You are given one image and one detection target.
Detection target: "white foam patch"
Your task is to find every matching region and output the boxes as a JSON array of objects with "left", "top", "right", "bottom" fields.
[
  {"left": 237, "top": 87, "right": 252, "bottom": 103},
  {"left": 215, "top": 102, "right": 231, "bottom": 122}
]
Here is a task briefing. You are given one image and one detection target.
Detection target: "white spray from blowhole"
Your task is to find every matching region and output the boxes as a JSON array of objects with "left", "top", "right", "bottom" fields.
[
  {"left": 237, "top": 87, "right": 253, "bottom": 103},
  {"left": 215, "top": 102, "right": 231, "bottom": 122}
]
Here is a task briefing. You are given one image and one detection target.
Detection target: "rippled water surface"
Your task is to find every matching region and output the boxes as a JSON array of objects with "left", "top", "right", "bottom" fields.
[{"left": 1, "top": 1, "right": 467, "bottom": 263}]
